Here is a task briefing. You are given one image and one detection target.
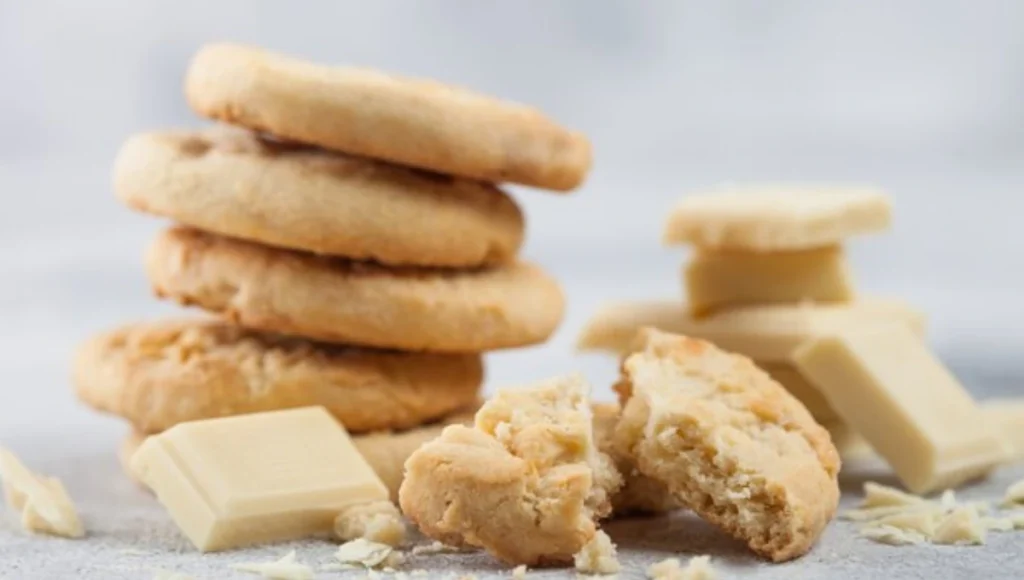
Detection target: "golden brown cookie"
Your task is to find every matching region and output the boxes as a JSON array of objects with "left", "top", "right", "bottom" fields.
[
  {"left": 185, "top": 43, "right": 591, "bottom": 191},
  {"left": 74, "top": 320, "right": 482, "bottom": 434},
  {"left": 614, "top": 329, "right": 840, "bottom": 562},
  {"left": 120, "top": 409, "right": 476, "bottom": 500},
  {"left": 591, "top": 403, "right": 680, "bottom": 516},
  {"left": 113, "top": 128, "right": 523, "bottom": 267},
  {"left": 146, "top": 227, "right": 565, "bottom": 353},
  {"left": 400, "top": 375, "right": 622, "bottom": 566}
]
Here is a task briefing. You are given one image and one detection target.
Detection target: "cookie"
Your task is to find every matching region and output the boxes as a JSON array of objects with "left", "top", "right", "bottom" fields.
[
  {"left": 185, "top": 43, "right": 591, "bottom": 191},
  {"left": 74, "top": 320, "right": 482, "bottom": 434},
  {"left": 113, "top": 128, "right": 523, "bottom": 267},
  {"left": 663, "top": 185, "right": 891, "bottom": 251},
  {"left": 147, "top": 227, "right": 565, "bottom": 353},
  {"left": 120, "top": 408, "right": 476, "bottom": 501},
  {"left": 613, "top": 329, "right": 840, "bottom": 562},
  {"left": 591, "top": 403, "right": 679, "bottom": 516},
  {"left": 400, "top": 374, "right": 622, "bottom": 565}
]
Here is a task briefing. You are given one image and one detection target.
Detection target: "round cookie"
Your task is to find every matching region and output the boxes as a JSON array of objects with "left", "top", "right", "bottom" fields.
[
  {"left": 74, "top": 320, "right": 482, "bottom": 434},
  {"left": 146, "top": 227, "right": 565, "bottom": 353},
  {"left": 120, "top": 409, "right": 477, "bottom": 501},
  {"left": 113, "top": 128, "right": 524, "bottom": 268},
  {"left": 185, "top": 43, "right": 591, "bottom": 191},
  {"left": 613, "top": 329, "right": 840, "bottom": 562}
]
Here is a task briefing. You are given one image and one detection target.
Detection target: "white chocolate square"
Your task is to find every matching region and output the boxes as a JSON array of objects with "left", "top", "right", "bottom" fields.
[
  {"left": 131, "top": 406, "right": 387, "bottom": 552},
  {"left": 794, "top": 325, "right": 1009, "bottom": 494},
  {"left": 684, "top": 246, "right": 854, "bottom": 316}
]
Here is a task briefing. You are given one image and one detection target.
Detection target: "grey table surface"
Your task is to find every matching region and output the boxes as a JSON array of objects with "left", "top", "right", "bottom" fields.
[{"left": 2, "top": 161, "right": 1024, "bottom": 578}]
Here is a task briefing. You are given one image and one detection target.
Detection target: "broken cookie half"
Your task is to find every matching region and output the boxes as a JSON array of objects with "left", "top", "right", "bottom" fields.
[
  {"left": 399, "top": 374, "right": 623, "bottom": 566},
  {"left": 614, "top": 328, "right": 841, "bottom": 562}
]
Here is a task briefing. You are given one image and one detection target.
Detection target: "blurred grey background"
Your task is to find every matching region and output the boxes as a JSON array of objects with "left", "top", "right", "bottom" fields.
[{"left": 1, "top": 1, "right": 1022, "bottom": 439}]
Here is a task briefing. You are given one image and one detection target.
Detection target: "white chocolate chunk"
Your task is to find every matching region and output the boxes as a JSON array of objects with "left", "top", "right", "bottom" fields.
[
  {"left": 334, "top": 500, "right": 406, "bottom": 546},
  {"left": 861, "top": 482, "right": 927, "bottom": 509},
  {"left": 230, "top": 551, "right": 313, "bottom": 580},
  {"left": 874, "top": 510, "right": 939, "bottom": 537},
  {"left": 662, "top": 185, "right": 891, "bottom": 251},
  {"left": 577, "top": 299, "right": 926, "bottom": 362},
  {"left": 933, "top": 507, "right": 986, "bottom": 545},
  {"left": 131, "top": 407, "right": 388, "bottom": 552},
  {"left": 0, "top": 448, "right": 83, "bottom": 538},
  {"left": 1003, "top": 478, "right": 1024, "bottom": 505},
  {"left": 335, "top": 538, "right": 402, "bottom": 569},
  {"left": 573, "top": 530, "right": 620, "bottom": 575},
  {"left": 980, "top": 399, "right": 1024, "bottom": 462},
  {"left": 982, "top": 517, "right": 1014, "bottom": 532},
  {"left": 939, "top": 490, "right": 958, "bottom": 510},
  {"left": 647, "top": 555, "right": 716, "bottom": 579},
  {"left": 794, "top": 325, "right": 1010, "bottom": 494},
  {"left": 842, "top": 506, "right": 918, "bottom": 522},
  {"left": 684, "top": 246, "right": 855, "bottom": 316},
  {"left": 860, "top": 524, "right": 925, "bottom": 546}
]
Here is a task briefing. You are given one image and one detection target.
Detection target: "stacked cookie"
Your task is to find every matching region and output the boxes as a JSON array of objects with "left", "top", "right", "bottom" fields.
[
  {"left": 577, "top": 186, "right": 923, "bottom": 448},
  {"left": 73, "top": 43, "right": 590, "bottom": 498}
]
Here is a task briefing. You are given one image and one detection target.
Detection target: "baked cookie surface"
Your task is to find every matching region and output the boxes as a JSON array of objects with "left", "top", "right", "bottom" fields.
[
  {"left": 74, "top": 320, "right": 482, "bottom": 434},
  {"left": 663, "top": 185, "right": 891, "bottom": 251},
  {"left": 113, "top": 128, "right": 523, "bottom": 267},
  {"left": 613, "top": 329, "right": 840, "bottom": 562},
  {"left": 146, "top": 227, "right": 565, "bottom": 353},
  {"left": 185, "top": 43, "right": 591, "bottom": 191},
  {"left": 399, "top": 375, "right": 622, "bottom": 565}
]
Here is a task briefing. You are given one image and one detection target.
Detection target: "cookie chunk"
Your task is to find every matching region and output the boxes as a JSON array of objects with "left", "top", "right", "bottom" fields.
[
  {"left": 146, "top": 227, "right": 565, "bottom": 353},
  {"left": 614, "top": 329, "right": 840, "bottom": 562},
  {"left": 186, "top": 43, "right": 591, "bottom": 191},
  {"left": 399, "top": 375, "right": 622, "bottom": 565},
  {"left": 591, "top": 403, "right": 679, "bottom": 516},
  {"left": 113, "top": 128, "right": 523, "bottom": 267},
  {"left": 74, "top": 320, "right": 481, "bottom": 434}
]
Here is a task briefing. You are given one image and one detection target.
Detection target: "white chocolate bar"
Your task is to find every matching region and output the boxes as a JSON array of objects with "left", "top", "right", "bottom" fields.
[
  {"left": 130, "top": 406, "right": 388, "bottom": 552},
  {"left": 684, "top": 246, "right": 854, "bottom": 316},
  {"left": 980, "top": 399, "right": 1024, "bottom": 462},
  {"left": 794, "top": 325, "right": 1010, "bottom": 493},
  {"left": 663, "top": 185, "right": 891, "bottom": 251},
  {"left": 576, "top": 298, "right": 925, "bottom": 362}
]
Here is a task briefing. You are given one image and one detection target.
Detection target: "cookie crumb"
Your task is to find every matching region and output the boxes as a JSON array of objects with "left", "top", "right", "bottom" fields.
[
  {"left": 336, "top": 538, "right": 404, "bottom": 569},
  {"left": 335, "top": 500, "right": 407, "bottom": 546},
  {"left": 573, "top": 530, "right": 620, "bottom": 575},
  {"left": 647, "top": 555, "right": 716, "bottom": 579},
  {"left": 933, "top": 506, "right": 985, "bottom": 545},
  {"left": 0, "top": 447, "right": 84, "bottom": 539},
  {"left": 229, "top": 551, "right": 313, "bottom": 579},
  {"left": 512, "top": 565, "right": 528, "bottom": 578}
]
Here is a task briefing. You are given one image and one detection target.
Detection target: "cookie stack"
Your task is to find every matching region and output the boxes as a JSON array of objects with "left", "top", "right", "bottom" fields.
[
  {"left": 73, "top": 43, "right": 591, "bottom": 498},
  {"left": 577, "top": 186, "right": 924, "bottom": 448}
]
